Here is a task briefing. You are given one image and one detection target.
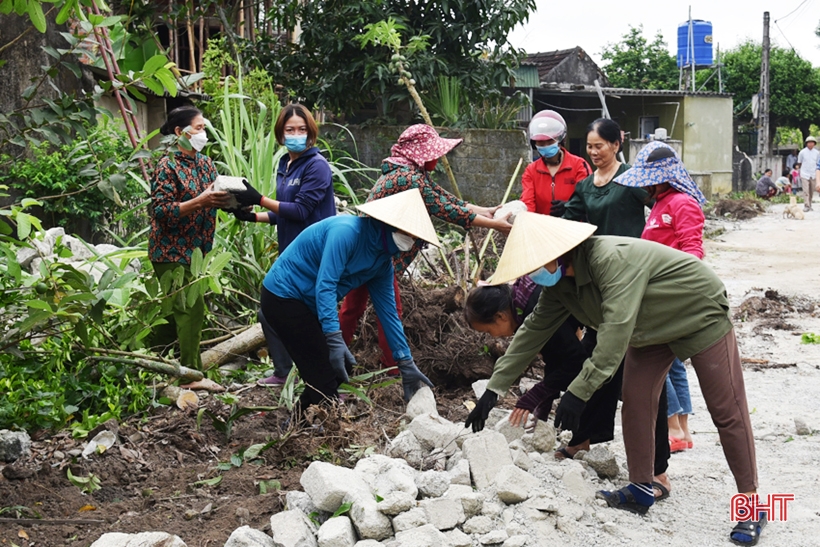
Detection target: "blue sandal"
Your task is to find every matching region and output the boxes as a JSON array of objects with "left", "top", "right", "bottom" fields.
[{"left": 730, "top": 514, "right": 767, "bottom": 545}]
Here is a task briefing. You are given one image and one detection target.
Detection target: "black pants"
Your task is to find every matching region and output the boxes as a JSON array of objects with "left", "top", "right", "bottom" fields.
[
  {"left": 523, "top": 325, "right": 669, "bottom": 476},
  {"left": 260, "top": 287, "right": 339, "bottom": 409}
]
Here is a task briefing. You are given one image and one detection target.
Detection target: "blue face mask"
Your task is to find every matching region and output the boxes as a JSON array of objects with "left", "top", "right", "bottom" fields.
[
  {"left": 537, "top": 144, "right": 560, "bottom": 158},
  {"left": 284, "top": 135, "right": 308, "bottom": 153},
  {"left": 529, "top": 263, "right": 563, "bottom": 286}
]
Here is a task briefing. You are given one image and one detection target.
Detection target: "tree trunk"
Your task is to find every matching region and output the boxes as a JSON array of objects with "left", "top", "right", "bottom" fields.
[{"left": 201, "top": 322, "right": 265, "bottom": 369}]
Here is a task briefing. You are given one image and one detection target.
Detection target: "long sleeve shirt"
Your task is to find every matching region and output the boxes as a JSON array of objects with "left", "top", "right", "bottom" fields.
[
  {"left": 265, "top": 146, "right": 335, "bottom": 252},
  {"left": 755, "top": 175, "right": 778, "bottom": 197},
  {"left": 521, "top": 149, "right": 591, "bottom": 215},
  {"left": 641, "top": 189, "right": 704, "bottom": 259},
  {"left": 486, "top": 237, "right": 732, "bottom": 402},
  {"left": 263, "top": 216, "right": 411, "bottom": 361},
  {"left": 563, "top": 164, "right": 650, "bottom": 238},
  {"left": 366, "top": 161, "right": 476, "bottom": 275},
  {"left": 149, "top": 151, "right": 219, "bottom": 264}
]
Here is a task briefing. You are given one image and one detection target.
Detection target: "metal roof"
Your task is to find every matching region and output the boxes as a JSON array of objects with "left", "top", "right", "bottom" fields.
[
  {"left": 513, "top": 65, "right": 541, "bottom": 88},
  {"left": 538, "top": 82, "right": 732, "bottom": 98}
]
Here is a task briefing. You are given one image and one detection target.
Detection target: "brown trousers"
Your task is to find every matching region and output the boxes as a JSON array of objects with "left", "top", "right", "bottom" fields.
[{"left": 622, "top": 329, "right": 758, "bottom": 492}]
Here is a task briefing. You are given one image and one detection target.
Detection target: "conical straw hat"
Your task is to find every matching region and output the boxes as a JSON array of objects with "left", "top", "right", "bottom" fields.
[
  {"left": 356, "top": 188, "right": 442, "bottom": 247},
  {"left": 488, "top": 212, "right": 597, "bottom": 285}
]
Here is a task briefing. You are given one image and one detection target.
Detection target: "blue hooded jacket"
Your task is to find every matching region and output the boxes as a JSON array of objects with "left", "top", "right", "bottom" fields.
[
  {"left": 262, "top": 215, "right": 411, "bottom": 361},
  {"left": 266, "top": 146, "right": 335, "bottom": 252}
]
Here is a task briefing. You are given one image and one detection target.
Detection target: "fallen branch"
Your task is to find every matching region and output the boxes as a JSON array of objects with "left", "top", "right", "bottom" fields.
[{"left": 201, "top": 322, "right": 265, "bottom": 370}]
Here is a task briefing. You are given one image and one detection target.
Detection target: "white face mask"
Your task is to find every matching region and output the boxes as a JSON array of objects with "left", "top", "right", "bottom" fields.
[
  {"left": 188, "top": 130, "right": 208, "bottom": 152},
  {"left": 392, "top": 231, "right": 415, "bottom": 252}
]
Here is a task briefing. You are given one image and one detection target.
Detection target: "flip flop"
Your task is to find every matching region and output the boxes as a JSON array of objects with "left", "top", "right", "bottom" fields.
[
  {"left": 554, "top": 447, "right": 574, "bottom": 460},
  {"left": 596, "top": 487, "right": 651, "bottom": 516},
  {"left": 652, "top": 481, "right": 670, "bottom": 502},
  {"left": 669, "top": 436, "right": 688, "bottom": 453},
  {"left": 687, "top": 440, "right": 694, "bottom": 449}
]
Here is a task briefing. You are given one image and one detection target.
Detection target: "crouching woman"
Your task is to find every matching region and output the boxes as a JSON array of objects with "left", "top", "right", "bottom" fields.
[{"left": 259, "top": 189, "right": 436, "bottom": 412}]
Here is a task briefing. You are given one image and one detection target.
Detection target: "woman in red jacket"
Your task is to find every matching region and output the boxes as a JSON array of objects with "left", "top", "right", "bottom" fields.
[{"left": 521, "top": 110, "right": 591, "bottom": 217}]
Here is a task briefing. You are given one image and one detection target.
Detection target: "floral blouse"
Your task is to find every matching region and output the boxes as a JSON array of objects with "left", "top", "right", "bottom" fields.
[{"left": 149, "top": 151, "right": 218, "bottom": 264}]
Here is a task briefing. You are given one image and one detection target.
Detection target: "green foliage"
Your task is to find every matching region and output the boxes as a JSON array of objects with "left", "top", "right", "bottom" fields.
[
  {"left": 332, "top": 502, "right": 353, "bottom": 518},
  {"left": 197, "top": 394, "right": 276, "bottom": 442},
  {"left": 250, "top": 0, "right": 536, "bottom": 117},
  {"left": 801, "top": 333, "right": 820, "bottom": 344},
  {"left": 0, "top": 120, "right": 147, "bottom": 237},
  {"left": 66, "top": 468, "right": 102, "bottom": 494},
  {"left": 600, "top": 25, "right": 679, "bottom": 90}
]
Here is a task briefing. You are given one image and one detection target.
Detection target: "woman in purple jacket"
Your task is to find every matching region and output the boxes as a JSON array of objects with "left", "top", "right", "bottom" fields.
[{"left": 231, "top": 104, "right": 335, "bottom": 385}]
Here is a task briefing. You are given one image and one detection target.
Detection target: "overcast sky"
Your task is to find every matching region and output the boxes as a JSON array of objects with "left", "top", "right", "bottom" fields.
[{"left": 508, "top": 0, "right": 820, "bottom": 69}]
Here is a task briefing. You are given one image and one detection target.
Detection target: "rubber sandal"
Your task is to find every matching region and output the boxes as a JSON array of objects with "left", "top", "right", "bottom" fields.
[
  {"left": 554, "top": 447, "right": 574, "bottom": 460},
  {"left": 596, "top": 486, "right": 651, "bottom": 516},
  {"left": 687, "top": 440, "right": 694, "bottom": 449},
  {"left": 652, "top": 481, "right": 670, "bottom": 502},
  {"left": 730, "top": 513, "right": 767, "bottom": 546},
  {"left": 669, "top": 436, "right": 688, "bottom": 453}
]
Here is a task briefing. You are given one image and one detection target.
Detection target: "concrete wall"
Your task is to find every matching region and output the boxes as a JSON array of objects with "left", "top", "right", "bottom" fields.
[
  {"left": 682, "top": 96, "right": 734, "bottom": 196},
  {"left": 343, "top": 126, "right": 531, "bottom": 205}
]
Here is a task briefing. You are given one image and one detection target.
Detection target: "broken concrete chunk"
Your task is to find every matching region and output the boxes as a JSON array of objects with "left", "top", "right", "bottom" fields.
[
  {"left": 0, "top": 430, "right": 32, "bottom": 463},
  {"left": 317, "top": 516, "right": 357, "bottom": 547},
  {"left": 414, "top": 470, "right": 450, "bottom": 498},
  {"left": 89, "top": 532, "right": 187, "bottom": 547},
  {"left": 560, "top": 463, "right": 594, "bottom": 504},
  {"left": 582, "top": 445, "right": 619, "bottom": 479},
  {"left": 461, "top": 430, "right": 512, "bottom": 489},
  {"left": 301, "top": 461, "right": 371, "bottom": 512},
  {"left": 346, "top": 490, "right": 393, "bottom": 541},
  {"left": 377, "top": 491, "right": 415, "bottom": 516},
  {"left": 270, "top": 510, "right": 319, "bottom": 547},
  {"left": 225, "top": 526, "right": 275, "bottom": 547},
  {"left": 492, "top": 411, "right": 526, "bottom": 443},
  {"left": 447, "top": 458, "right": 471, "bottom": 486},
  {"left": 406, "top": 387, "right": 438, "bottom": 419},
  {"left": 419, "top": 497, "right": 466, "bottom": 530},
  {"left": 391, "top": 507, "right": 428, "bottom": 533},
  {"left": 462, "top": 515, "right": 495, "bottom": 535},
  {"left": 445, "top": 528, "right": 472, "bottom": 547},
  {"left": 407, "top": 414, "right": 463, "bottom": 456},
  {"left": 495, "top": 464, "right": 539, "bottom": 504},
  {"left": 394, "top": 524, "right": 448, "bottom": 547},
  {"left": 795, "top": 418, "right": 812, "bottom": 436}
]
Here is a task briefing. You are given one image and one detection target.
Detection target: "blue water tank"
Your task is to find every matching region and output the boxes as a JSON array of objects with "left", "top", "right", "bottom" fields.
[{"left": 677, "top": 20, "right": 713, "bottom": 67}]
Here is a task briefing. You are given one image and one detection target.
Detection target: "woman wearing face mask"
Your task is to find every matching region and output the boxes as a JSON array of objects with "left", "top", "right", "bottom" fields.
[
  {"left": 521, "top": 110, "right": 591, "bottom": 217},
  {"left": 150, "top": 105, "right": 232, "bottom": 369},
  {"left": 230, "top": 104, "right": 335, "bottom": 386},
  {"left": 338, "top": 124, "right": 513, "bottom": 373},
  {"left": 260, "top": 189, "right": 437, "bottom": 413}
]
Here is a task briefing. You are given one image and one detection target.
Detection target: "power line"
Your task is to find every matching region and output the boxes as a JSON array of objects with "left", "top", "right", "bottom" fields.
[{"left": 773, "top": 0, "right": 811, "bottom": 23}]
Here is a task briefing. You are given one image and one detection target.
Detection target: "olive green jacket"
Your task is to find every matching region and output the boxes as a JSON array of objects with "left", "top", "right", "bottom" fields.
[{"left": 486, "top": 236, "right": 732, "bottom": 401}]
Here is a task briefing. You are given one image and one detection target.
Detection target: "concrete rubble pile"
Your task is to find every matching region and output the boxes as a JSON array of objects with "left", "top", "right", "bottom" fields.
[{"left": 90, "top": 387, "right": 629, "bottom": 547}]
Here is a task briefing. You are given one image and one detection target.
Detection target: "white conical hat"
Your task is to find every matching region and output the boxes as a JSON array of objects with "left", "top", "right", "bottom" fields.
[
  {"left": 356, "top": 188, "right": 442, "bottom": 247},
  {"left": 488, "top": 212, "right": 597, "bottom": 285}
]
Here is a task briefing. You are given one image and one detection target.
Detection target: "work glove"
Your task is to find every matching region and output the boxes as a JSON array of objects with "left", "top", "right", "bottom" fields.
[
  {"left": 515, "top": 381, "right": 561, "bottom": 422},
  {"left": 549, "top": 199, "right": 567, "bottom": 218},
  {"left": 229, "top": 207, "right": 256, "bottom": 222},
  {"left": 553, "top": 390, "right": 586, "bottom": 433},
  {"left": 396, "top": 358, "right": 434, "bottom": 401},
  {"left": 464, "top": 390, "right": 498, "bottom": 433},
  {"left": 235, "top": 179, "right": 264, "bottom": 207},
  {"left": 325, "top": 330, "right": 355, "bottom": 384}
]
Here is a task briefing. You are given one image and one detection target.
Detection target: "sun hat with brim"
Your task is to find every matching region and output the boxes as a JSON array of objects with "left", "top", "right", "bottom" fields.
[
  {"left": 386, "top": 124, "right": 463, "bottom": 166},
  {"left": 807, "top": 136, "right": 818, "bottom": 143},
  {"left": 356, "top": 188, "right": 442, "bottom": 248},
  {"left": 613, "top": 141, "right": 706, "bottom": 204},
  {"left": 488, "top": 212, "right": 597, "bottom": 286}
]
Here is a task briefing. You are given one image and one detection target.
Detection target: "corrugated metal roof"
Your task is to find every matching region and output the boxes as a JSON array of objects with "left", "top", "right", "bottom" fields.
[
  {"left": 513, "top": 65, "right": 541, "bottom": 88},
  {"left": 539, "top": 82, "right": 732, "bottom": 98}
]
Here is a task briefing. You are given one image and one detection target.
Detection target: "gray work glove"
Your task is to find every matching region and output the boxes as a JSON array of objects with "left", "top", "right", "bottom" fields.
[
  {"left": 325, "top": 330, "right": 355, "bottom": 384},
  {"left": 396, "top": 358, "right": 434, "bottom": 401}
]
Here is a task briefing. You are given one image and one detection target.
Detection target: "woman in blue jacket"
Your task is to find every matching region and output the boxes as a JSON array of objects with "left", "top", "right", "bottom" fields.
[
  {"left": 232, "top": 104, "right": 335, "bottom": 385},
  {"left": 259, "top": 189, "right": 436, "bottom": 412}
]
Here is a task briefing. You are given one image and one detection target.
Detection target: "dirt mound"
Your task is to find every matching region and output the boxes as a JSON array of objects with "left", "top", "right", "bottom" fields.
[
  {"left": 735, "top": 289, "right": 795, "bottom": 321},
  {"left": 711, "top": 198, "right": 765, "bottom": 220}
]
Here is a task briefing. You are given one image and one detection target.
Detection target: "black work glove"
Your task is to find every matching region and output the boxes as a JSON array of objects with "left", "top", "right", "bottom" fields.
[
  {"left": 464, "top": 390, "right": 498, "bottom": 433},
  {"left": 396, "top": 358, "right": 434, "bottom": 401},
  {"left": 549, "top": 200, "right": 567, "bottom": 218},
  {"left": 325, "top": 330, "right": 355, "bottom": 384},
  {"left": 235, "top": 179, "right": 264, "bottom": 207},
  {"left": 229, "top": 207, "right": 256, "bottom": 222},
  {"left": 553, "top": 390, "right": 586, "bottom": 433}
]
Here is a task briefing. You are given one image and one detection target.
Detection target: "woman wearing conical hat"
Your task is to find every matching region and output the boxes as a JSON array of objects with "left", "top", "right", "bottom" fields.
[
  {"left": 260, "top": 189, "right": 437, "bottom": 412},
  {"left": 465, "top": 212, "right": 761, "bottom": 546}
]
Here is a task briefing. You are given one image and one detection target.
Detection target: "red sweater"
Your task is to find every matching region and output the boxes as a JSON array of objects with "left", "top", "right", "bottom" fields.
[
  {"left": 521, "top": 149, "right": 591, "bottom": 215},
  {"left": 641, "top": 188, "right": 704, "bottom": 259}
]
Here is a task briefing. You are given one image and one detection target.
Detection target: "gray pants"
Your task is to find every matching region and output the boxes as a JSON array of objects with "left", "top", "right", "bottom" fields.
[
  {"left": 802, "top": 177, "right": 814, "bottom": 209},
  {"left": 622, "top": 329, "right": 757, "bottom": 492}
]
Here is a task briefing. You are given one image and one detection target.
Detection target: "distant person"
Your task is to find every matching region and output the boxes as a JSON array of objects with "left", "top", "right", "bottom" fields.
[
  {"left": 786, "top": 149, "right": 798, "bottom": 171},
  {"left": 230, "top": 104, "right": 336, "bottom": 387},
  {"left": 775, "top": 169, "right": 792, "bottom": 195},
  {"left": 797, "top": 136, "right": 820, "bottom": 211},
  {"left": 755, "top": 169, "right": 777, "bottom": 199},
  {"left": 521, "top": 110, "right": 591, "bottom": 216},
  {"left": 790, "top": 163, "right": 802, "bottom": 196}
]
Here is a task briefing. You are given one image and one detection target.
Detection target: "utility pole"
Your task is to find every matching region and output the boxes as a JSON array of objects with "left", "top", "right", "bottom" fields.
[{"left": 758, "top": 11, "right": 771, "bottom": 157}]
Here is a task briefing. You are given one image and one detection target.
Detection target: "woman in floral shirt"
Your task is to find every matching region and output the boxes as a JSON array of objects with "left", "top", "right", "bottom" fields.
[{"left": 149, "top": 105, "right": 231, "bottom": 368}]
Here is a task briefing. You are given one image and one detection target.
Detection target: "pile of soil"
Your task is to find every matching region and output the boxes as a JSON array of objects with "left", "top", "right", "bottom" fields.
[
  {"left": 735, "top": 289, "right": 795, "bottom": 321},
  {"left": 710, "top": 198, "right": 765, "bottom": 220}
]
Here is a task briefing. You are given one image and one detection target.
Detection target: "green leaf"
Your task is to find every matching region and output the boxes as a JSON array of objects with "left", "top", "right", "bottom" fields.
[
  {"left": 142, "top": 77, "right": 165, "bottom": 97},
  {"left": 27, "top": 0, "right": 47, "bottom": 32},
  {"left": 16, "top": 212, "right": 32, "bottom": 239},
  {"left": 331, "top": 502, "right": 353, "bottom": 518},
  {"left": 0, "top": 0, "right": 13, "bottom": 15},
  {"left": 127, "top": 86, "right": 147, "bottom": 102},
  {"left": 207, "top": 251, "right": 232, "bottom": 275},
  {"left": 190, "top": 248, "right": 204, "bottom": 277},
  {"left": 142, "top": 54, "right": 169, "bottom": 76},
  {"left": 230, "top": 453, "right": 242, "bottom": 467},
  {"left": 154, "top": 68, "right": 178, "bottom": 97},
  {"left": 25, "top": 299, "right": 53, "bottom": 311},
  {"left": 192, "top": 475, "right": 222, "bottom": 487},
  {"left": 55, "top": 0, "right": 75, "bottom": 24}
]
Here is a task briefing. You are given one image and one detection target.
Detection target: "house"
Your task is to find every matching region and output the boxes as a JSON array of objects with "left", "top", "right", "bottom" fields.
[{"left": 514, "top": 48, "right": 734, "bottom": 197}]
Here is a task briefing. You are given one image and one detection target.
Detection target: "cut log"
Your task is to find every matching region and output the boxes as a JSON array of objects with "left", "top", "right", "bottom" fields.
[{"left": 201, "top": 322, "right": 265, "bottom": 369}]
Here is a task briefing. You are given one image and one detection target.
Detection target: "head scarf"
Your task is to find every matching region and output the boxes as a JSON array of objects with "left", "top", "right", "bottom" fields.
[
  {"left": 614, "top": 141, "right": 706, "bottom": 204},
  {"left": 384, "top": 124, "right": 463, "bottom": 168}
]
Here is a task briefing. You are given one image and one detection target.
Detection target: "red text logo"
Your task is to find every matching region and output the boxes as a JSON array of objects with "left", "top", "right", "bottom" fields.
[{"left": 731, "top": 494, "right": 794, "bottom": 522}]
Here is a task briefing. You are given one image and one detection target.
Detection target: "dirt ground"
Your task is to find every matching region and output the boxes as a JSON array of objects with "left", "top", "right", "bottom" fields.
[{"left": 3, "top": 201, "right": 820, "bottom": 546}]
